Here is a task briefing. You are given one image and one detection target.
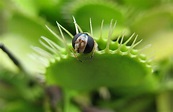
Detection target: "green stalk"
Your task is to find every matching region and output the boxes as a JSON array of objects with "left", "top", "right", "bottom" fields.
[
  {"left": 64, "top": 89, "right": 71, "bottom": 112},
  {"left": 156, "top": 91, "right": 172, "bottom": 112}
]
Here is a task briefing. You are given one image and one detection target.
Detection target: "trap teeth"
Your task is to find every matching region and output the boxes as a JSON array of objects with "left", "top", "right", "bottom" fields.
[{"left": 35, "top": 17, "right": 153, "bottom": 78}]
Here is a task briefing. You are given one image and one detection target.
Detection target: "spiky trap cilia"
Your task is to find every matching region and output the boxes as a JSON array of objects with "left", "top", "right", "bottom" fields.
[{"left": 33, "top": 17, "right": 158, "bottom": 95}]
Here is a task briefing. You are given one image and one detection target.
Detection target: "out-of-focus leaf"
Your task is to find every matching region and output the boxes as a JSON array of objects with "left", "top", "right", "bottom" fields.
[
  {"left": 62, "top": 0, "right": 127, "bottom": 39},
  {"left": 0, "top": 68, "right": 43, "bottom": 101},
  {"left": 35, "top": 0, "right": 65, "bottom": 25},
  {"left": 139, "top": 31, "right": 173, "bottom": 61},
  {"left": 2, "top": 100, "right": 43, "bottom": 112},
  {"left": 10, "top": 0, "right": 39, "bottom": 17},
  {"left": 130, "top": 5, "right": 173, "bottom": 38},
  {"left": 122, "top": 0, "right": 161, "bottom": 10},
  {"left": 0, "top": 12, "right": 61, "bottom": 73},
  {"left": 131, "top": 5, "right": 173, "bottom": 60}
]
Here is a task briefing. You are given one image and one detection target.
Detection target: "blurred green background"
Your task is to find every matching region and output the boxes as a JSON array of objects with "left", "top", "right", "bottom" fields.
[{"left": 0, "top": 0, "right": 173, "bottom": 112}]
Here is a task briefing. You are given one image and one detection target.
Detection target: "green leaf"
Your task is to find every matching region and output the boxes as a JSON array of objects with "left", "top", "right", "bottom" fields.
[
  {"left": 62, "top": 0, "right": 127, "bottom": 38},
  {"left": 131, "top": 5, "right": 173, "bottom": 60},
  {"left": 10, "top": 0, "right": 39, "bottom": 17},
  {"left": 122, "top": 0, "right": 161, "bottom": 10},
  {"left": 43, "top": 21, "right": 157, "bottom": 94},
  {"left": 46, "top": 52, "right": 156, "bottom": 92},
  {"left": 1, "top": 12, "right": 59, "bottom": 73},
  {"left": 0, "top": 69, "right": 43, "bottom": 101}
]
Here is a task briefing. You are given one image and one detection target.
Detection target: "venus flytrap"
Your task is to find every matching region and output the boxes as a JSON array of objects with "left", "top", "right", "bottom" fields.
[
  {"left": 33, "top": 18, "right": 160, "bottom": 112},
  {"left": 1, "top": 1, "right": 173, "bottom": 111},
  {"left": 34, "top": 17, "right": 158, "bottom": 97}
]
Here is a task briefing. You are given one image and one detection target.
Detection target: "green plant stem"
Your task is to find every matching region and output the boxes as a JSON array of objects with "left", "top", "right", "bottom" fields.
[
  {"left": 165, "top": 81, "right": 173, "bottom": 91},
  {"left": 156, "top": 91, "right": 171, "bottom": 112},
  {"left": 64, "top": 89, "right": 71, "bottom": 112}
]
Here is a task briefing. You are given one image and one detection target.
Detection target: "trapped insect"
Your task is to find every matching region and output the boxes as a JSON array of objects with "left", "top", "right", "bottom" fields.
[{"left": 72, "top": 33, "right": 95, "bottom": 54}]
